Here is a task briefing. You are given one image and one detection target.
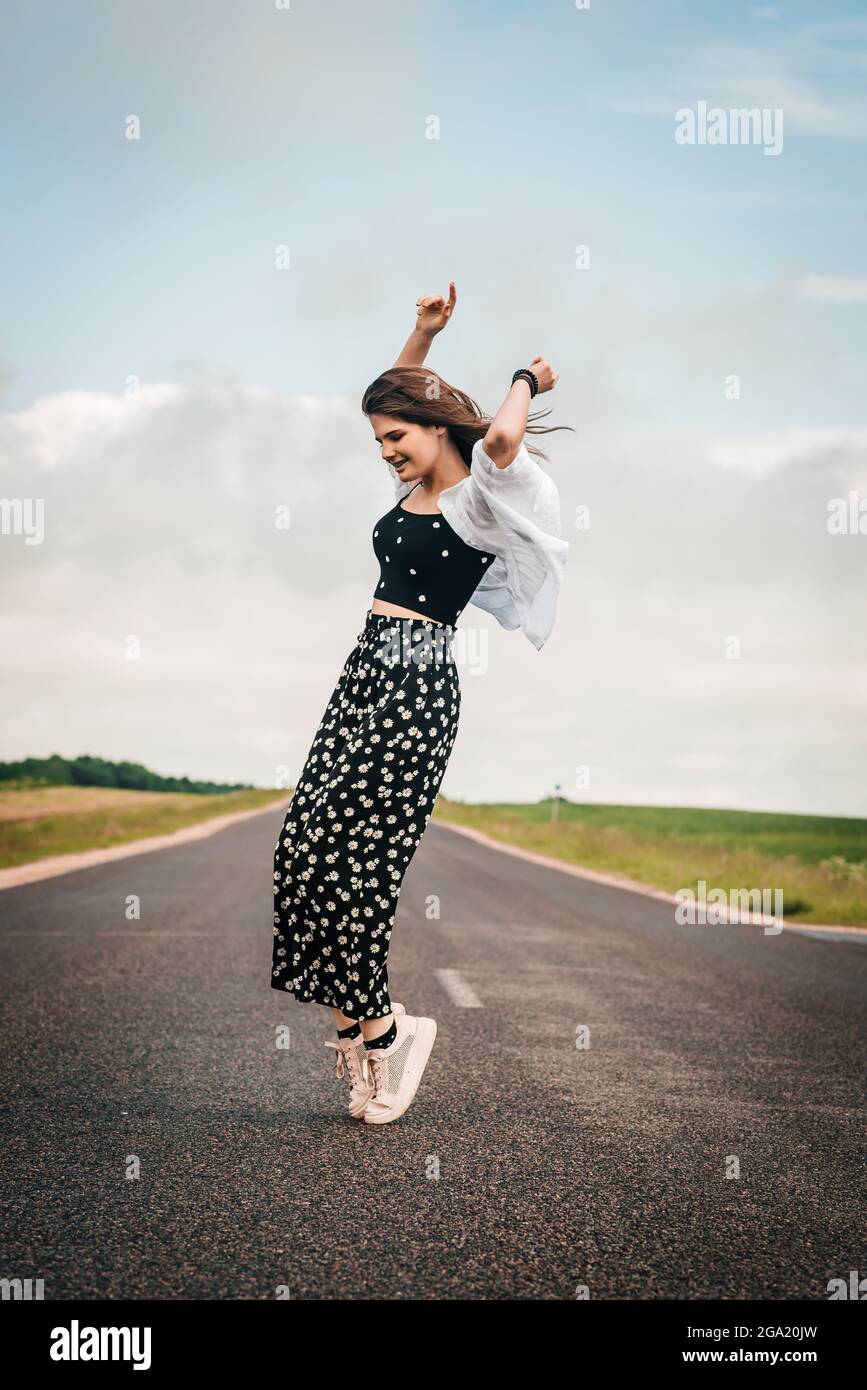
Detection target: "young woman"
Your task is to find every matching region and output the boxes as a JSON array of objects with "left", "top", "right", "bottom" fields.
[{"left": 271, "top": 283, "right": 571, "bottom": 1124}]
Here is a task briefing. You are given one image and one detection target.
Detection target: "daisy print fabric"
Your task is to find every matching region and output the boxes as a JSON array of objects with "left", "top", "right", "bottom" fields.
[{"left": 271, "top": 610, "right": 461, "bottom": 1019}]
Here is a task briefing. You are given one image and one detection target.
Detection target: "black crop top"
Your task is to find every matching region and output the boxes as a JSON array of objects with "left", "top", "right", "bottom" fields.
[{"left": 372, "top": 482, "right": 495, "bottom": 625}]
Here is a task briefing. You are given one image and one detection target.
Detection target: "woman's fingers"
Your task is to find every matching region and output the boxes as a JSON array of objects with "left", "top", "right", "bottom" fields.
[
  {"left": 416, "top": 284, "right": 457, "bottom": 331},
  {"left": 522, "top": 356, "right": 559, "bottom": 392}
]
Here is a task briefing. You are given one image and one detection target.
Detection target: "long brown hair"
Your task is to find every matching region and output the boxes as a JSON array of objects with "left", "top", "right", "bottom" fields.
[{"left": 361, "top": 366, "right": 573, "bottom": 466}]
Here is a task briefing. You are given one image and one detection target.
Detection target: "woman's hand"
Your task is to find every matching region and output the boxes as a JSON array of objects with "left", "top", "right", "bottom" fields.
[
  {"left": 523, "top": 355, "right": 559, "bottom": 394},
  {"left": 415, "top": 281, "right": 457, "bottom": 337},
  {"left": 483, "top": 356, "right": 561, "bottom": 467},
  {"left": 394, "top": 282, "right": 457, "bottom": 368}
]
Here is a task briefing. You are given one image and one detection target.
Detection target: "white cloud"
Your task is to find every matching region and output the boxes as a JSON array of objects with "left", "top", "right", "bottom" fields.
[
  {"left": 601, "top": 27, "right": 867, "bottom": 141},
  {"left": 706, "top": 427, "right": 867, "bottom": 480},
  {"left": 796, "top": 274, "right": 867, "bottom": 304},
  {"left": 3, "top": 385, "right": 184, "bottom": 470},
  {"left": 2, "top": 384, "right": 866, "bottom": 815}
]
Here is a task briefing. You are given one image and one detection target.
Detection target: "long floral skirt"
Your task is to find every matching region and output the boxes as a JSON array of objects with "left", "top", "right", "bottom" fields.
[{"left": 271, "top": 608, "right": 461, "bottom": 1019}]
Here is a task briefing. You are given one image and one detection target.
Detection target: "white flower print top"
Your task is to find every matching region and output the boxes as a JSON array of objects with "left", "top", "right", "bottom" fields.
[{"left": 371, "top": 480, "right": 496, "bottom": 628}]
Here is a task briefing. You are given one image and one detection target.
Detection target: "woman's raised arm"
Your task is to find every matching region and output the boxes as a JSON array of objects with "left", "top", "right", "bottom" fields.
[
  {"left": 482, "top": 356, "right": 560, "bottom": 468},
  {"left": 393, "top": 281, "right": 457, "bottom": 367}
]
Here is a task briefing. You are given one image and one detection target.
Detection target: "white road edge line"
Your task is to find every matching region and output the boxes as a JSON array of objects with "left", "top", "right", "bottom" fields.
[
  {"left": 436, "top": 968, "right": 483, "bottom": 1008},
  {"left": 435, "top": 817, "right": 867, "bottom": 943}
]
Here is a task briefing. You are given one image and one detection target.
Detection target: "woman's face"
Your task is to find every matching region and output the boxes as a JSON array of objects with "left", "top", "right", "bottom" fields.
[{"left": 369, "top": 414, "right": 443, "bottom": 483}]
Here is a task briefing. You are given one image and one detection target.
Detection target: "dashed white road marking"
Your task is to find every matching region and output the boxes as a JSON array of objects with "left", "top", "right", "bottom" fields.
[{"left": 436, "top": 968, "right": 482, "bottom": 1008}]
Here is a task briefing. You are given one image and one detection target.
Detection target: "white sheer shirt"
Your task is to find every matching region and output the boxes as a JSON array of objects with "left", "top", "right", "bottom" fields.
[{"left": 385, "top": 436, "right": 569, "bottom": 650}]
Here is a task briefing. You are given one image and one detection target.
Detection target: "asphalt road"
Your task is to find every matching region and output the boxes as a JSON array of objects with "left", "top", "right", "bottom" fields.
[{"left": 1, "top": 806, "right": 864, "bottom": 1301}]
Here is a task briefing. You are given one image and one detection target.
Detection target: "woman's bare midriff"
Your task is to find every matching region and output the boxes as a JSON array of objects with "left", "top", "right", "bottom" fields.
[{"left": 370, "top": 598, "right": 449, "bottom": 625}]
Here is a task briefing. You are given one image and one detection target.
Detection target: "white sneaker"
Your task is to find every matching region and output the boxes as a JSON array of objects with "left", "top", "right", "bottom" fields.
[
  {"left": 363, "top": 1012, "right": 437, "bottom": 1125},
  {"left": 325, "top": 1004, "right": 406, "bottom": 1118}
]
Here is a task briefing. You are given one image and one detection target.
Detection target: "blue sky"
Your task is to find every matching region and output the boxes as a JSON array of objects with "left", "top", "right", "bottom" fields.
[
  {"left": 2, "top": 0, "right": 866, "bottom": 813},
  {"left": 4, "top": 0, "right": 866, "bottom": 415}
]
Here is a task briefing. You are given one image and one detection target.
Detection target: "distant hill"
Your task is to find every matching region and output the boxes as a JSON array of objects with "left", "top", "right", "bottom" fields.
[{"left": 0, "top": 754, "right": 253, "bottom": 796}]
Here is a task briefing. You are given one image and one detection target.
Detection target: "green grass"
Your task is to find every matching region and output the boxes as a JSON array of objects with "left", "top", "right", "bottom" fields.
[
  {"left": 0, "top": 786, "right": 286, "bottom": 870},
  {"left": 433, "top": 798, "right": 867, "bottom": 928}
]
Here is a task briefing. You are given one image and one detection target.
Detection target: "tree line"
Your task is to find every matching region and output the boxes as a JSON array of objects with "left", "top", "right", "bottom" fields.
[{"left": 0, "top": 754, "right": 254, "bottom": 795}]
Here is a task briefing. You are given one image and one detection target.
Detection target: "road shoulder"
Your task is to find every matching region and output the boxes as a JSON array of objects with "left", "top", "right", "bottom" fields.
[
  {"left": 436, "top": 816, "right": 867, "bottom": 942},
  {"left": 0, "top": 796, "right": 288, "bottom": 891}
]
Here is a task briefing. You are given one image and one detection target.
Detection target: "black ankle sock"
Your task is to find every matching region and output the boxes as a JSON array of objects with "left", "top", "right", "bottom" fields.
[
  {"left": 337, "top": 1022, "right": 361, "bottom": 1041},
  {"left": 364, "top": 1018, "right": 397, "bottom": 1052}
]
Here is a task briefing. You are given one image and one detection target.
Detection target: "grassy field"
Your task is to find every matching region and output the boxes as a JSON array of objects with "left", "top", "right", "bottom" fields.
[
  {"left": 434, "top": 797, "right": 867, "bottom": 928},
  {"left": 0, "top": 785, "right": 286, "bottom": 870}
]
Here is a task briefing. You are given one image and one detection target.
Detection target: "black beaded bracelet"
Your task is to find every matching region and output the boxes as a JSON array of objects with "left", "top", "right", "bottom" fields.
[{"left": 512, "top": 368, "right": 538, "bottom": 398}]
